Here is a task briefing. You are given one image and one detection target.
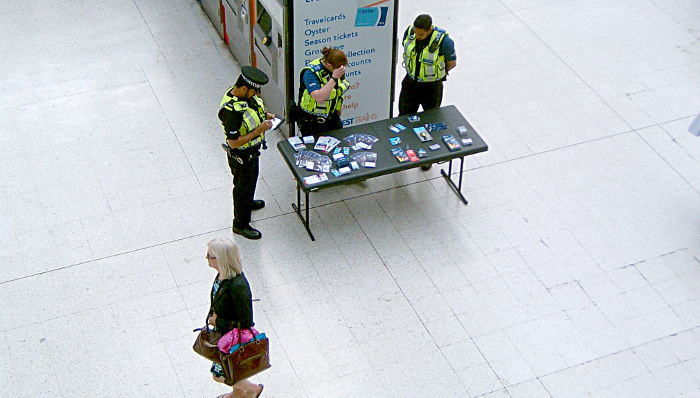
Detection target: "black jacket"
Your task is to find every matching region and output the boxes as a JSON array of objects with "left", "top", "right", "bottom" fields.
[{"left": 209, "top": 273, "right": 254, "bottom": 332}]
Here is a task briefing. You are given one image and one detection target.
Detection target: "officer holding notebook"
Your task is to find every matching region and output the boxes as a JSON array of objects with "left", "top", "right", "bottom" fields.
[{"left": 219, "top": 66, "right": 275, "bottom": 240}]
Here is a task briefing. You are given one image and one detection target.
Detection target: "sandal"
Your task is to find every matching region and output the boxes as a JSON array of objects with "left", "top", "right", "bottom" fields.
[{"left": 256, "top": 384, "right": 264, "bottom": 397}]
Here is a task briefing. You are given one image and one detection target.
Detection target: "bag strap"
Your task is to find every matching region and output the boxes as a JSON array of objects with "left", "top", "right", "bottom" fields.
[{"left": 235, "top": 325, "right": 259, "bottom": 343}]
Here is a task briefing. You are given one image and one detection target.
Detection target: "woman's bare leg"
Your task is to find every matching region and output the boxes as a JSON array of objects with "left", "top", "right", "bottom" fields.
[{"left": 230, "top": 379, "right": 263, "bottom": 397}]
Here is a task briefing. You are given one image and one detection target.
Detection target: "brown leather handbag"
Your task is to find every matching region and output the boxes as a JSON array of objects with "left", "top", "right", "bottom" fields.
[
  {"left": 219, "top": 330, "right": 271, "bottom": 385},
  {"left": 192, "top": 326, "right": 222, "bottom": 363}
]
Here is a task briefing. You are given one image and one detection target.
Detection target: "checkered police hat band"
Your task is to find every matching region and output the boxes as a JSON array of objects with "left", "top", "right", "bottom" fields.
[{"left": 242, "top": 75, "right": 261, "bottom": 89}]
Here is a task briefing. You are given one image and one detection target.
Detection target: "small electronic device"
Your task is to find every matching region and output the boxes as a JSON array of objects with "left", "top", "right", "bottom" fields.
[
  {"left": 442, "top": 135, "right": 462, "bottom": 152},
  {"left": 413, "top": 126, "right": 433, "bottom": 142}
]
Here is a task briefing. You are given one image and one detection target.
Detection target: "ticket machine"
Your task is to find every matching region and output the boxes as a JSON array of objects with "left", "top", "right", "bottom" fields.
[
  {"left": 201, "top": 0, "right": 288, "bottom": 132},
  {"left": 251, "top": 0, "right": 286, "bottom": 120},
  {"left": 222, "top": 0, "right": 253, "bottom": 64},
  {"left": 200, "top": 0, "right": 225, "bottom": 39}
]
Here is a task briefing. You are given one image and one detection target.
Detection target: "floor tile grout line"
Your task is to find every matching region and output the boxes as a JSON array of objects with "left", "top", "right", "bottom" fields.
[
  {"left": 451, "top": 245, "right": 694, "bottom": 396},
  {"left": 1, "top": 120, "right": 680, "bottom": 285},
  {"left": 331, "top": 194, "right": 474, "bottom": 393},
  {"left": 142, "top": 69, "right": 205, "bottom": 191},
  {"left": 471, "top": 324, "right": 700, "bottom": 397},
  {"left": 307, "top": 201, "right": 394, "bottom": 392},
  {"left": 356, "top": 199, "right": 478, "bottom": 395},
  {"left": 270, "top": 114, "right": 694, "bottom": 216},
  {"left": 3, "top": 115, "right": 689, "bottom": 286},
  {"left": 634, "top": 126, "right": 700, "bottom": 197},
  {"left": 0, "top": 227, "right": 230, "bottom": 285},
  {"left": 496, "top": 0, "right": 636, "bottom": 133},
  {"left": 132, "top": 0, "right": 204, "bottom": 193}
]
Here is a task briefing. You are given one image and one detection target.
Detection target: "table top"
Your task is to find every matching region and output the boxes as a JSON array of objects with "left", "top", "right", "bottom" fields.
[{"left": 276, "top": 105, "right": 489, "bottom": 192}]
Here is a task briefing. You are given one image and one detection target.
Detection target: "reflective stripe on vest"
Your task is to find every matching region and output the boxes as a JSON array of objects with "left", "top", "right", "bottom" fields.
[
  {"left": 402, "top": 26, "right": 448, "bottom": 82},
  {"left": 299, "top": 58, "right": 349, "bottom": 117},
  {"left": 219, "top": 87, "right": 266, "bottom": 149}
]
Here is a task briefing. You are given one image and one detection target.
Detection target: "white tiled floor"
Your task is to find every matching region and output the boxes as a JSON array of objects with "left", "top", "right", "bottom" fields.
[{"left": 1, "top": 0, "right": 700, "bottom": 397}]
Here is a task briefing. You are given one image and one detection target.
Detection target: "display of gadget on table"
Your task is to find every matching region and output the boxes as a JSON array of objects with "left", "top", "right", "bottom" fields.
[{"left": 278, "top": 105, "right": 489, "bottom": 241}]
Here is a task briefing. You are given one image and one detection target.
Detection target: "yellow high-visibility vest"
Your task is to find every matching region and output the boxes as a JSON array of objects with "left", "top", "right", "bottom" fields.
[
  {"left": 402, "top": 26, "right": 449, "bottom": 82},
  {"left": 220, "top": 87, "right": 266, "bottom": 148},
  {"left": 299, "top": 58, "right": 349, "bottom": 117}
]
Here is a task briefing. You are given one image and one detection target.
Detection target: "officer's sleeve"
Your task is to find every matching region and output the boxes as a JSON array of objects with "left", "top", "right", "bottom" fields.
[
  {"left": 302, "top": 69, "right": 322, "bottom": 93},
  {"left": 440, "top": 35, "right": 457, "bottom": 61},
  {"left": 218, "top": 107, "right": 243, "bottom": 140}
]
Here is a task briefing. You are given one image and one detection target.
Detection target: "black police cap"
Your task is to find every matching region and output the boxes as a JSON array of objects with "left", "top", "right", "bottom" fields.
[{"left": 240, "top": 66, "right": 269, "bottom": 89}]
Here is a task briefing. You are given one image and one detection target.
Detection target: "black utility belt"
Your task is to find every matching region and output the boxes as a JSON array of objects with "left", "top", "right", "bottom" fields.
[
  {"left": 222, "top": 144, "right": 260, "bottom": 163},
  {"left": 299, "top": 111, "right": 335, "bottom": 124},
  {"left": 406, "top": 75, "right": 444, "bottom": 84}
]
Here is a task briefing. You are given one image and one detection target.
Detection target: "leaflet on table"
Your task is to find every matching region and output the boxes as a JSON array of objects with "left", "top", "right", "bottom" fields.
[
  {"left": 425, "top": 122, "right": 448, "bottom": 132},
  {"left": 287, "top": 136, "right": 305, "bottom": 151},
  {"left": 294, "top": 150, "right": 332, "bottom": 172},
  {"left": 335, "top": 156, "right": 350, "bottom": 168},
  {"left": 405, "top": 149, "right": 419, "bottom": 162},
  {"left": 344, "top": 134, "right": 378, "bottom": 150},
  {"left": 302, "top": 173, "right": 329, "bottom": 186},
  {"left": 331, "top": 147, "right": 351, "bottom": 157},
  {"left": 314, "top": 136, "right": 341, "bottom": 153},
  {"left": 390, "top": 147, "right": 409, "bottom": 163},
  {"left": 389, "top": 123, "right": 407, "bottom": 133},
  {"left": 349, "top": 151, "right": 377, "bottom": 167}
]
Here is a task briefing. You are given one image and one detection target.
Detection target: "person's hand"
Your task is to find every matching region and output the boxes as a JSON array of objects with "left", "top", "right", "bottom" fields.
[
  {"left": 265, "top": 112, "right": 276, "bottom": 120},
  {"left": 258, "top": 120, "right": 273, "bottom": 133},
  {"left": 332, "top": 65, "right": 346, "bottom": 80},
  {"left": 207, "top": 313, "right": 217, "bottom": 326}
]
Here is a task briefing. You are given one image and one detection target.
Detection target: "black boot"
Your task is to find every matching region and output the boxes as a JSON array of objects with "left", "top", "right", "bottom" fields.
[
  {"left": 232, "top": 225, "right": 262, "bottom": 240},
  {"left": 251, "top": 199, "right": 265, "bottom": 210}
]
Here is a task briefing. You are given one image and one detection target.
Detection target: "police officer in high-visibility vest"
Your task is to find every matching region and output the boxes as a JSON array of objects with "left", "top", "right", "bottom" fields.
[
  {"left": 297, "top": 47, "right": 349, "bottom": 138},
  {"left": 399, "top": 14, "right": 457, "bottom": 169},
  {"left": 219, "top": 66, "right": 275, "bottom": 240}
]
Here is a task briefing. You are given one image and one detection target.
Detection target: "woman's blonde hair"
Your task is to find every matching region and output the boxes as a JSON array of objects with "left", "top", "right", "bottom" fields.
[{"left": 207, "top": 237, "right": 243, "bottom": 279}]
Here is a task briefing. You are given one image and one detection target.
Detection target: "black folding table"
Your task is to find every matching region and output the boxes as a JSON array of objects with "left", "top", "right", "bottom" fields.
[{"left": 276, "top": 105, "right": 489, "bottom": 241}]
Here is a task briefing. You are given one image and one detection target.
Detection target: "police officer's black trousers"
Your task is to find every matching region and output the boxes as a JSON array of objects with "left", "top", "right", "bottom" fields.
[
  {"left": 227, "top": 154, "right": 259, "bottom": 228},
  {"left": 398, "top": 75, "right": 444, "bottom": 116}
]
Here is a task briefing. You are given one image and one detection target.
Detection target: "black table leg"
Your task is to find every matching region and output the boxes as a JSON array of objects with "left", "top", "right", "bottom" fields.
[
  {"left": 440, "top": 157, "right": 469, "bottom": 205},
  {"left": 291, "top": 183, "right": 315, "bottom": 241}
]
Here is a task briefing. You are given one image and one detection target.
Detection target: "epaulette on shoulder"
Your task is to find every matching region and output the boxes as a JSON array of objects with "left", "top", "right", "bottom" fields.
[
  {"left": 429, "top": 28, "right": 447, "bottom": 52},
  {"left": 232, "top": 101, "right": 248, "bottom": 111}
]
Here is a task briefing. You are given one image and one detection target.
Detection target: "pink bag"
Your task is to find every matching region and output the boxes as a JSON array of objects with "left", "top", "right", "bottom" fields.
[{"left": 217, "top": 327, "right": 260, "bottom": 353}]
